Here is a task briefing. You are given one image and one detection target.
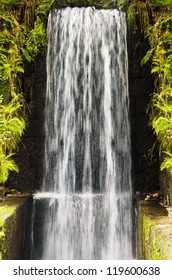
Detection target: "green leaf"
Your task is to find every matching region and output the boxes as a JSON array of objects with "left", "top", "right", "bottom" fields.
[
  {"left": 0, "top": 152, "right": 19, "bottom": 184},
  {"left": 0, "top": 0, "right": 21, "bottom": 4},
  {"left": 141, "top": 49, "right": 154, "bottom": 65},
  {"left": 151, "top": 0, "right": 172, "bottom": 6},
  {"left": 161, "top": 152, "right": 172, "bottom": 174}
]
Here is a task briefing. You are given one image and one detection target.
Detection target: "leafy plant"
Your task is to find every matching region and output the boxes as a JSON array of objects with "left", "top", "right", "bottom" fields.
[
  {"left": 0, "top": 94, "right": 26, "bottom": 183},
  {"left": 0, "top": 0, "right": 21, "bottom": 4},
  {"left": 24, "top": 17, "right": 47, "bottom": 62},
  {"left": 126, "top": 1, "right": 172, "bottom": 174},
  {"left": 0, "top": 152, "right": 19, "bottom": 183},
  {"left": 151, "top": 0, "right": 172, "bottom": 6},
  {"left": 161, "top": 152, "right": 172, "bottom": 174},
  {"left": 147, "top": 8, "right": 172, "bottom": 172},
  {"left": 0, "top": 0, "right": 52, "bottom": 183}
]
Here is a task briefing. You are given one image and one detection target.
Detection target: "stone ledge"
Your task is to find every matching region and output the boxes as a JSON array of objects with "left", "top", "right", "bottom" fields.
[
  {"left": 137, "top": 201, "right": 172, "bottom": 260},
  {"left": 0, "top": 195, "right": 32, "bottom": 260}
]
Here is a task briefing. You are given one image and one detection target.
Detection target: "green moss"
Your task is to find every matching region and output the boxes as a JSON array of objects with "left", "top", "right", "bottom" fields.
[
  {"left": 141, "top": 214, "right": 157, "bottom": 259},
  {"left": 151, "top": 227, "right": 162, "bottom": 260},
  {"left": 0, "top": 218, "right": 5, "bottom": 260},
  {"left": 47, "top": 0, "right": 116, "bottom": 9},
  {"left": 0, "top": 204, "right": 16, "bottom": 260},
  {"left": 160, "top": 169, "right": 172, "bottom": 206},
  {"left": 138, "top": 202, "right": 172, "bottom": 259},
  {"left": 143, "top": 216, "right": 163, "bottom": 259},
  {"left": 0, "top": 197, "right": 32, "bottom": 260},
  {"left": 0, "top": 0, "right": 21, "bottom": 4}
]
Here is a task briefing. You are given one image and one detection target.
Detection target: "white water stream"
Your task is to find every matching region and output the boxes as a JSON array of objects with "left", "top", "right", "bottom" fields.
[{"left": 32, "top": 7, "right": 133, "bottom": 260}]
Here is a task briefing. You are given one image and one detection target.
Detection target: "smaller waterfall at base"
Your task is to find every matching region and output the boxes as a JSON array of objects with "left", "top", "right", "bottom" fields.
[{"left": 32, "top": 7, "right": 133, "bottom": 260}]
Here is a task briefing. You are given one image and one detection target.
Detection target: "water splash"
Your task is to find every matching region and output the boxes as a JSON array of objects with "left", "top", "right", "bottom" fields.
[{"left": 32, "top": 7, "right": 133, "bottom": 260}]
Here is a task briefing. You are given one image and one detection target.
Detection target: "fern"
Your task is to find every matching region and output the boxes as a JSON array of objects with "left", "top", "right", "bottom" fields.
[
  {"left": 0, "top": 1, "right": 52, "bottom": 183},
  {"left": 25, "top": 17, "right": 47, "bottom": 61},
  {"left": 151, "top": 0, "right": 172, "bottom": 6},
  {"left": 161, "top": 152, "right": 172, "bottom": 175},
  {"left": 125, "top": 1, "right": 172, "bottom": 176},
  {"left": 0, "top": 151, "right": 19, "bottom": 183},
  {"left": 141, "top": 49, "right": 154, "bottom": 65}
]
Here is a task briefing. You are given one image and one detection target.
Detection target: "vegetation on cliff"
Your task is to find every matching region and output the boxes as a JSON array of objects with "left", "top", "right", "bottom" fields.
[
  {"left": 120, "top": 1, "right": 172, "bottom": 175},
  {"left": 0, "top": 0, "right": 50, "bottom": 183},
  {"left": 0, "top": 0, "right": 172, "bottom": 184}
]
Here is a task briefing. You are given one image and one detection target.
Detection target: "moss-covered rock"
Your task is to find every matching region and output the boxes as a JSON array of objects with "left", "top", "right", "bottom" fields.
[
  {"left": 65, "top": 0, "right": 115, "bottom": 8},
  {"left": 44, "top": 0, "right": 117, "bottom": 9},
  {"left": 3, "top": 0, "right": 117, "bottom": 9},
  {"left": 0, "top": 0, "right": 21, "bottom": 4},
  {"left": 0, "top": 195, "right": 32, "bottom": 260},
  {"left": 138, "top": 201, "right": 172, "bottom": 260}
]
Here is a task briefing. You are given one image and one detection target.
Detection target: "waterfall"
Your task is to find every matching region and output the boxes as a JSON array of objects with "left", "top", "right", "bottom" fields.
[{"left": 32, "top": 7, "right": 133, "bottom": 260}]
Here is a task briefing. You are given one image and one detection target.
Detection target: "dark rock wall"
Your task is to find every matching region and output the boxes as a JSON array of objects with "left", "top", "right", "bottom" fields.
[
  {"left": 6, "top": 55, "right": 46, "bottom": 192},
  {"left": 128, "top": 35, "right": 159, "bottom": 194}
]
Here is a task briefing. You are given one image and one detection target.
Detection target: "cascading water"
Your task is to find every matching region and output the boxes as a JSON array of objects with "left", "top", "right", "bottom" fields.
[{"left": 32, "top": 7, "right": 133, "bottom": 260}]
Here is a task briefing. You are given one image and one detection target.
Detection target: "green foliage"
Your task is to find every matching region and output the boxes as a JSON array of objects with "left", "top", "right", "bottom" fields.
[
  {"left": 51, "top": 0, "right": 116, "bottom": 9},
  {"left": 0, "top": 0, "right": 170, "bottom": 182},
  {"left": 0, "top": 94, "right": 26, "bottom": 183},
  {"left": 0, "top": 0, "right": 21, "bottom": 4},
  {"left": 125, "top": 1, "right": 172, "bottom": 174},
  {"left": 0, "top": 11, "right": 24, "bottom": 85},
  {"left": 125, "top": 1, "right": 155, "bottom": 34},
  {"left": 151, "top": 0, "right": 172, "bottom": 6},
  {"left": 161, "top": 152, "right": 172, "bottom": 174},
  {"left": 0, "top": 153, "right": 19, "bottom": 183},
  {"left": 0, "top": 0, "right": 51, "bottom": 183},
  {"left": 118, "top": 0, "right": 129, "bottom": 10},
  {"left": 0, "top": 10, "right": 25, "bottom": 183},
  {"left": 147, "top": 9, "right": 172, "bottom": 173},
  {"left": 0, "top": 95, "right": 26, "bottom": 150},
  {"left": 24, "top": 18, "right": 47, "bottom": 62},
  {"left": 0, "top": 55, "right": 24, "bottom": 82},
  {"left": 141, "top": 48, "right": 153, "bottom": 66}
]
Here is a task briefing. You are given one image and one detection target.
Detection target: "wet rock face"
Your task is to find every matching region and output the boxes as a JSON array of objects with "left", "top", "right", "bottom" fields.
[{"left": 138, "top": 201, "right": 172, "bottom": 260}]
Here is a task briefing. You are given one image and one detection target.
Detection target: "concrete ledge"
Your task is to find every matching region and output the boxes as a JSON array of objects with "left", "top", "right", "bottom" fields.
[
  {"left": 0, "top": 195, "right": 32, "bottom": 260},
  {"left": 137, "top": 201, "right": 172, "bottom": 260}
]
